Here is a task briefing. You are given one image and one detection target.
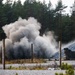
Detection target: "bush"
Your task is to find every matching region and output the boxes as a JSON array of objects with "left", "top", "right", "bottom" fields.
[
  {"left": 8, "top": 66, "right": 12, "bottom": 69},
  {"left": 66, "top": 68, "right": 74, "bottom": 75},
  {"left": 55, "top": 73, "right": 59, "bottom": 75},
  {"left": 55, "top": 63, "right": 74, "bottom": 75},
  {"left": 61, "top": 63, "right": 73, "bottom": 70},
  {"left": 15, "top": 73, "right": 18, "bottom": 75},
  {"left": 55, "top": 68, "right": 74, "bottom": 75},
  {"left": 59, "top": 73, "right": 63, "bottom": 75},
  {"left": 55, "top": 73, "right": 63, "bottom": 75}
]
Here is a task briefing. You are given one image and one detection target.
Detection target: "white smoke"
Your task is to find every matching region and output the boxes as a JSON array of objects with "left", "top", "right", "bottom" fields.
[{"left": 0, "top": 17, "right": 58, "bottom": 59}]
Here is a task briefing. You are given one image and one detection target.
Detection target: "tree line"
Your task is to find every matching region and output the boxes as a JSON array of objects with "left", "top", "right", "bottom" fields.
[{"left": 0, "top": 0, "right": 75, "bottom": 43}]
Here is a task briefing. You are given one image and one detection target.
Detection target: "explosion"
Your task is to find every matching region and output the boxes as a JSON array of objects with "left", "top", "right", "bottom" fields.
[{"left": 0, "top": 17, "right": 58, "bottom": 59}]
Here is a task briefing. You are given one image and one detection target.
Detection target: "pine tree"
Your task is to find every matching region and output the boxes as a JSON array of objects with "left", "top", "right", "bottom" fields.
[{"left": 71, "top": 0, "right": 75, "bottom": 40}]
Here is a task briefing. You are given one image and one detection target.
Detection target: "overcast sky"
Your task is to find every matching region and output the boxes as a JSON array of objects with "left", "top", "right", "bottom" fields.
[{"left": 3, "top": 0, "right": 75, "bottom": 14}]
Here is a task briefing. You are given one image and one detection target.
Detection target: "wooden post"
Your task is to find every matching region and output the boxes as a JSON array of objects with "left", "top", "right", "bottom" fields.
[
  {"left": 1, "top": 47, "right": 2, "bottom": 63},
  {"left": 2, "top": 39, "right": 5, "bottom": 69},
  {"left": 58, "top": 6, "right": 67, "bottom": 68},
  {"left": 31, "top": 43, "right": 34, "bottom": 63},
  {"left": 59, "top": 10, "right": 62, "bottom": 68},
  {"left": 59, "top": 41, "right": 62, "bottom": 68}
]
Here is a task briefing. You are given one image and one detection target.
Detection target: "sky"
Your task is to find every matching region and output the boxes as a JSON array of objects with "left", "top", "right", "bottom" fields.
[{"left": 3, "top": 0, "right": 75, "bottom": 14}]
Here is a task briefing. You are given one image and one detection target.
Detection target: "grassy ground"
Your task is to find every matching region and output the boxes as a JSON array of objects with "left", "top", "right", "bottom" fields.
[
  {"left": 0, "top": 58, "right": 50, "bottom": 70},
  {"left": 0, "top": 58, "right": 47, "bottom": 64},
  {"left": 5, "top": 58, "right": 47, "bottom": 64},
  {"left": 7, "top": 65, "right": 49, "bottom": 70}
]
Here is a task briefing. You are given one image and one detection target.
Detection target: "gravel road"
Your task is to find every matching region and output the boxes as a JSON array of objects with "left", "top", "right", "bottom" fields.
[{"left": 0, "top": 70, "right": 66, "bottom": 75}]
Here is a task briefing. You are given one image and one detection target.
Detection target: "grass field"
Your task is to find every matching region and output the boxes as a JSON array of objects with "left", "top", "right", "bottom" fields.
[
  {"left": 0, "top": 58, "right": 50, "bottom": 70},
  {"left": 0, "top": 58, "right": 47, "bottom": 64},
  {"left": 7, "top": 64, "right": 49, "bottom": 70}
]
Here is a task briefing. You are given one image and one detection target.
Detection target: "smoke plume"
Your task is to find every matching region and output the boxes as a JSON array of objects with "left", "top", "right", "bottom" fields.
[{"left": 0, "top": 17, "right": 58, "bottom": 59}]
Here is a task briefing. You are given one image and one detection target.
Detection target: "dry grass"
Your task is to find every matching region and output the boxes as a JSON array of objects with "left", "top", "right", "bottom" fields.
[
  {"left": 0, "top": 58, "right": 51, "bottom": 70},
  {"left": 30, "top": 65, "right": 48, "bottom": 70},
  {"left": 7, "top": 64, "right": 49, "bottom": 70},
  {"left": 5, "top": 58, "right": 47, "bottom": 64},
  {"left": 7, "top": 66, "right": 27, "bottom": 70}
]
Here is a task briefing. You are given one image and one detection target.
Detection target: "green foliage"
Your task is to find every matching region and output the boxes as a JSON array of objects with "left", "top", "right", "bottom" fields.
[
  {"left": 55, "top": 63, "right": 74, "bottom": 75},
  {"left": 55, "top": 0, "right": 63, "bottom": 11},
  {"left": 55, "top": 73, "right": 64, "bottom": 75},
  {"left": 55, "top": 68, "right": 74, "bottom": 75},
  {"left": 59, "top": 73, "right": 63, "bottom": 75},
  {"left": 8, "top": 66, "right": 12, "bottom": 69},
  {"left": 66, "top": 69, "right": 74, "bottom": 75},
  {"left": 55, "top": 73, "right": 59, "bottom": 75},
  {"left": 61, "top": 63, "right": 73, "bottom": 70},
  {"left": 15, "top": 73, "right": 18, "bottom": 75},
  {"left": 0, "top": 0, "right": 75, "bottom": 43}
]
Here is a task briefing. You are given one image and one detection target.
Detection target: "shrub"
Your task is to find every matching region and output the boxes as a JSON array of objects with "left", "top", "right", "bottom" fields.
[
  {"left": 8, "top": 66, "right": 12, "bottom": 69},
  {"left": 55, "top": 73, "right": 59, "bottom": 75},
  {"left": 55, "top": 64, "right": 74, "bottom": 75},
  {"left": 66, "top": 68, "right": 74, "bottom": 75},
  {"left": 59, "top": 73, "right": 63, "bottom": 75},
  {"left": 15, "top": 73, "right": 18, "bottom": 75},
  {"left": 61, "top": 63, "right": 73, "bottom": 70}
]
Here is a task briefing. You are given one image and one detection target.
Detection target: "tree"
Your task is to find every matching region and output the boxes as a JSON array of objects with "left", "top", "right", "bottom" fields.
[
  {"left": 0, "top": 0, "right": 3, "bottom": 5},
  {"left": 0, "top": 0, "right": 74, "bottom": 44},
  {"left": 55, "top": 2, "right": 62, "bottom": 12},
  {"left": 43, "top": 0, "right": 46, "bottom": 5},
  {"left": 71, "top": 1, "right": 75, "bottom": 40},
  {"left": 0, "top": 28, "right": 6, "bottom": 69},
  {"left": 54, "top": 0, "right": 67, "bottom": 41},
  {"left": 3, "top": 0, "right": 13, "bottom": 24},
  {"left": 48, "top": 0, "right": 52, "bottom": 10},
  {"left": 23, "top": 0, "right": 49, "bottom": 34},
  {"left": 11, "top": 0, "right": 23, "bottom": 21},
  {"left": 0, "top": 0, "right": 7, "bottom": 28},
  {"left": 25, "top": 0, "right": 36, "bottom": 4},
  {"left": 0, "top": 28, "right": 6, "bottom": 41}
]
